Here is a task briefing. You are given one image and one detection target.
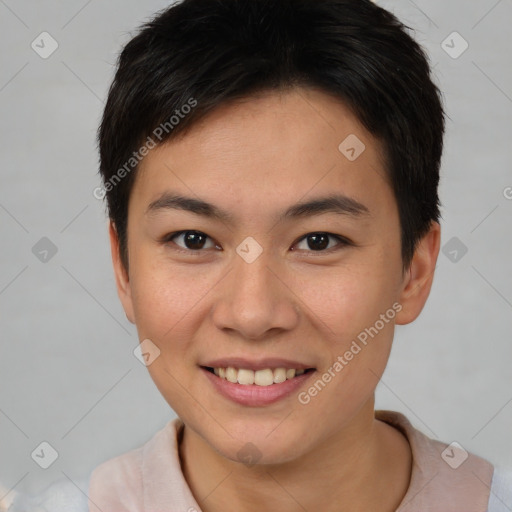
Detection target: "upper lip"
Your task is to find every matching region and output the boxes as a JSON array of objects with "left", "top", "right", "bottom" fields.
[{"left": 201, "top": 357, "right": 315, "bottom": 371}]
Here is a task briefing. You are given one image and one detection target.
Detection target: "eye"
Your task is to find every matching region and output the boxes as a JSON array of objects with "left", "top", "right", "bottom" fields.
[
  {"left": 292, "top": 232, "right": 351, "bottom": 252},
  {"left": 162, "top": 230, "right": 352, "bottom": 255},
  {"left": 164, "top": 230, "right": 220, "bottom": 252}
]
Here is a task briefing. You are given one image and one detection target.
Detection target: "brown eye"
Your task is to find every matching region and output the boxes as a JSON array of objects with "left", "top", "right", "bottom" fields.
[
  {"left": 293, "top": 232, "right": 350, "bottom": 252},
  {"left": 167, "top": 230, "right": 217, "bottom": 251},
  {"left": 306, "top": 233, "right": 329, "bottom": 251}
]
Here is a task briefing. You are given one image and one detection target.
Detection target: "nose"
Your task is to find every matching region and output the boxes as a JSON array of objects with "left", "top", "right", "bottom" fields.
[{"left": 211, "top": 253, "right": 300, "bottom": 340}]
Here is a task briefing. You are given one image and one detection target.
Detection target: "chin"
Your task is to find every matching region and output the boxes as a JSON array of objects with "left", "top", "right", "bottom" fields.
[
  {"left": 204, "top": 420, "right": 307, "bottom": 466},
  {"left": 216, "top": 437, "right": 305, "bottom": 467}
]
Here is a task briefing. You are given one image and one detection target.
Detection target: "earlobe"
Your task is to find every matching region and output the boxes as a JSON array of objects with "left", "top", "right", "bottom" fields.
[
  {"left": 108, "top": 221, "right": 136, "bottom": 324},
  {"left": 395, "top": 221, "right": 441, "bottom": 325}
]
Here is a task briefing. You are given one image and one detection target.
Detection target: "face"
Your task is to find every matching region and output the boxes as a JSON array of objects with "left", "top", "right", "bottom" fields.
[{"left": 111, "top": 87, "right": 439, "bottom": 464}]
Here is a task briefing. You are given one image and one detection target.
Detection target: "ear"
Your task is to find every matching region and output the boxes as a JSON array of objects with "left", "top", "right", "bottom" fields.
[
  {"left": 109, "top": 221, "right": 135, "bottom": 324},
  {"left": 395, "top": 221, "right": 441, "bottom": 325}
]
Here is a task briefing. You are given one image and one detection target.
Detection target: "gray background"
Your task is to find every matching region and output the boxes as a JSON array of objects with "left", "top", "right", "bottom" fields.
[{"left": 0, "top": 0, "right": 511, "bottom": 499}]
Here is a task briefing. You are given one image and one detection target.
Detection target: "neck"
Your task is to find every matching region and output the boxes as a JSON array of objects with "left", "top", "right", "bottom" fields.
[{"left": 179, "top": 400, "right": 412, "bottom": 512}]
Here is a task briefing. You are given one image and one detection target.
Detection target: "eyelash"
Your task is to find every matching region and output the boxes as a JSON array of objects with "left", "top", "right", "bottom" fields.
[{"left": 161, "top": 230, "right": 353, "bottom": 255}]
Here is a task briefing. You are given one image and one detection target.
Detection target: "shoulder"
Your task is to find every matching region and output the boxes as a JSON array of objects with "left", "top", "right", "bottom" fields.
[
  {"left": 376, "top": 410, "right": 497, "bottom": 511},
  {"left": 88, "top": 418, "right": 182, "bottom": 511},
  {"left": 88, "top": 442, "right": 145, "bottom": 511},
  {"left": 488, "top": 466, "right": 512, "bottom": 511}
]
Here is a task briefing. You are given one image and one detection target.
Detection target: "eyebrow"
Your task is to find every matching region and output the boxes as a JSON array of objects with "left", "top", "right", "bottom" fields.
[{"left": 145, "top": 192, "right": 370, "bottom": 223}]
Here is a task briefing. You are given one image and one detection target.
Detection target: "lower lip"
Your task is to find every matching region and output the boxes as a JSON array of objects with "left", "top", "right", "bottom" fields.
[{"left": 201, "top": 367, "right": 316, "bottom": 407}]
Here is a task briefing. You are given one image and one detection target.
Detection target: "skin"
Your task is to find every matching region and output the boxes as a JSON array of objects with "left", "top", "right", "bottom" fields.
[{"left": 109, "top": 87, "right": 440, "bottom": 512}]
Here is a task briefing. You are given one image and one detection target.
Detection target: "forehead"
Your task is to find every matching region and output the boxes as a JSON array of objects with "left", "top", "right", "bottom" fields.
[{"left": 131, "top": 88, "right": 392, "bottom": 221}]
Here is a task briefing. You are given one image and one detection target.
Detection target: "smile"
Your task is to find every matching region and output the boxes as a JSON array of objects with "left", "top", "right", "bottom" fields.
[{"left": 201, "top": 366, "right": 316, "bottom": 407}]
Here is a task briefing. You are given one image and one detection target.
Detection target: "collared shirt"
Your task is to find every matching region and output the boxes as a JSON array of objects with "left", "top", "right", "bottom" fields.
[
  {"left": 86, "top": 410, "right": 507, "bottom": 512},
  {"left": 5, "top": 410, "right": 511, "bottom": 511}
]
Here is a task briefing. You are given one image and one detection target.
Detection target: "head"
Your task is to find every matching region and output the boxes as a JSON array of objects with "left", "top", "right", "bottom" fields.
[{"left": 98, "top": 0, "right": 444, "bottom": 464}]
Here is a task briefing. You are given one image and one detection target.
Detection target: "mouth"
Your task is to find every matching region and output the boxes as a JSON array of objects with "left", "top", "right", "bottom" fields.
[{"left": 200, "top": 365, "right": 317, "bottom": 407}]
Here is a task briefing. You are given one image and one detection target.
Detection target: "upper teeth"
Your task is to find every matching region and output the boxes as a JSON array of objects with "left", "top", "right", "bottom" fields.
[{"left": 213, "top": 367, "right": 306, "bottom": 386}]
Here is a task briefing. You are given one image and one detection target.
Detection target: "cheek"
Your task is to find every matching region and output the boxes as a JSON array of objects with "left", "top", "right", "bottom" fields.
[
  {"left": 297, "top": 262, "right": 399, "bottom": 342},
  {"left": 127, "top": 257, "right": 215, "bottom": 412},
  {"left": 128, "top": 250, "right": 215, "bottom": 347},
  {"left": 295, "top": 257, "right": 400, "bottom": 402},
  {"left": 295, "top": 270, "right": 397, "bottom": 425}
]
